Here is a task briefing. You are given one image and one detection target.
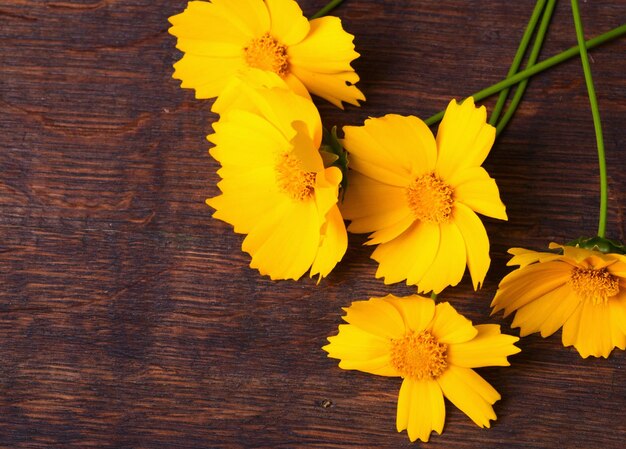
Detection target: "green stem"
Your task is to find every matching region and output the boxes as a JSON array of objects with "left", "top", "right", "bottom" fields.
[
  {"left": 311, "top": 0, "right": 346, "bottom": 19},
  {"left": 489, "top": 0, "right": 547, "bottom": 125},
  {"left": 424, "top": 24, "right": 626, "bottom": 126},
  {"left": 496, "top": 0, "right": 556, "bottom": 136},
  {"left": 430, "top": 292, "right": 438, "bottom": 301},
  {"left": 571, "top": 0, "right": 608, "bottom": 238}
]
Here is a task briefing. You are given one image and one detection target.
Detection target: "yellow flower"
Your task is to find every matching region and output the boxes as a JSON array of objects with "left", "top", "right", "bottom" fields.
[
  {"left": 492, "top": 243, "right": 626, "bottom": 358},
  {"left": 206, "top": 83, "right": 347, "bottom": 280},
  {"left": 323, "top": 294, "right": 520, "bottom": 442},
  {"left": 340, "top": 98, "right": 507, "bottom": 294},
  {"left": 168, "top": 0, "right": 365, "bottom": 108}
]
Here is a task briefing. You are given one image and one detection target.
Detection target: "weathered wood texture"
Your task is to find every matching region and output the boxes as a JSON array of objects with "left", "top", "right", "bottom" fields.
[{"left": 1, "top": 0, "right": 625, "bottom": 447}]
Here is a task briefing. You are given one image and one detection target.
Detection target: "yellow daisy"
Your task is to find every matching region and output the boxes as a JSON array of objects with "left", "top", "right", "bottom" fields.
[
  {"left": 323, "top": 294, "right": 520, "bottom": 442},
  {"left": 168, "top": 0, "right": 365, "bottom": 108},
  {"left": 341, "top": 98, "right": 507, "bottom": 294},
  {"left": 206, "top": 83, "right": 347, "bottom": 280},
  {"left": 492, "top": 243, "right": 626, "bottom": 358}
]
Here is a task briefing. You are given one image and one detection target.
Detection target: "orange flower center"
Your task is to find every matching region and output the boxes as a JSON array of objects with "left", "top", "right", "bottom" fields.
[
  {"left": 568, "top": 267, "right": 620, "bottom": 305},
  {"left": 243, "top": 33, "right": 289, "bottom": 77},
  {"left": 275, "top": 153, "right": 316, "bottom": 200},
  {"left": 406, "top": 173, "right": 454, "bottom": 223},
  {"left": 390, "top": 330, "right": 448, "bottom": 380}
]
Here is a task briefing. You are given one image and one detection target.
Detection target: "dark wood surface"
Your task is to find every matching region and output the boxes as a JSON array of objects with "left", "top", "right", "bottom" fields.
[{"left": 1, "top": 1, "right": 625, "bottom": 448}]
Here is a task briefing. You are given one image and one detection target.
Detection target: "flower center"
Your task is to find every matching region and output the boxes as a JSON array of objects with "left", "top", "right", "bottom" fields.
[
  {"left": 275, "top": 153, "right": 316, "bottom": 201},
  {"left": 390, "top": 330, "right": 448, "bottom": 380},
  {"left": 568, "top": 267, "right": 620, "bottom": 305},
  {"left": 243, "top": 33, "right": 289, "bottom": 77},
  {"left": 406, "top": 173, "right": 454, "bottom": 223}
]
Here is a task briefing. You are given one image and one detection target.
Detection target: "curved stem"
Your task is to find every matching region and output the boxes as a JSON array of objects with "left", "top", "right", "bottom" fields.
[
  {"left": 424, "top": 24, "right": 626, "bottom": 126},
  {"left": 489, "top": 0, "right": 547, "bottom": 125},
  {"left": 496, "top": 0, "right": 556, "bottom": 136},
  {"left": 571, "top": 0, "right": 608, "bottom": 238},
  {"left": 311, "top": 0, "right": 346, "bottom": 19}
]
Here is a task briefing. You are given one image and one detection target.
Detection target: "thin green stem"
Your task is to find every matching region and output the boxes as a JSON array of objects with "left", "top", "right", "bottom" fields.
[
  {"left": 489, "top": 0, "right": 547, "bottom": 125},
  {"left": 430, "top": 292, "right": 438, "bottom": 301},
  {"left": 496, "top": 0, "right": 556, "bottom": 136},
  {"left": 424, "top": 24, "right": 626, "bottom": 126},
  {"left": 571, "top": 0, "right": 608, "bottom": 238},
  {"left": 311, "top": 0, "right": 346, "bottom": 19}
]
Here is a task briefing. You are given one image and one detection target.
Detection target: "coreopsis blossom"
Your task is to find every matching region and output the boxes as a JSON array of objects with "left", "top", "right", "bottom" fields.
[
  {"left": 168, "top": 0, "right": 365, "bottom": 108},
  {"left": 206, "top": 83, "right": 347, "bottom": 280},
  {"left": 492, "top": 243, "right": 626, "bottom": 358},
  {"left": 323, "top": 294, "right": 520, "bottom": 442},
  {"left": 341, "top": 98, "right": 507, "bottom": 294}
]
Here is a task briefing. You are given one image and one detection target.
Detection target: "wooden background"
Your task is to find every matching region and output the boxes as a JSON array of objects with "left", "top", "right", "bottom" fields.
[{"left": 1, "top": 0, "right": 625, "bottom": 447}]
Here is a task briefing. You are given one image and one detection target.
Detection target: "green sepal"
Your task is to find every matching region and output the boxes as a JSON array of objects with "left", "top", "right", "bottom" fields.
[
  {"left": 320, "top": 126, "right": 349, "bottom": 201},
  {"left": 566, "top": 236, "right": 626, "bottom": 255},
  {"left": 319, "top": 149, "right": 339, "bottom": 167}
]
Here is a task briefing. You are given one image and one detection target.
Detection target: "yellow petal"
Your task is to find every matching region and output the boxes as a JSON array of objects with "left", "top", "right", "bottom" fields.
[
  {"left": 453, "top": 203, "right": 490, "bottom": 290},
  {"left": 397, "top": 378, "right": 444, "bottom": 442},
  {"left": 310, "top": 205, "right": 348, "bottom": 279},
  {"left": 242, "top": 198, "right": 319, "bottom": 280},
  {"left": 511, "top": 284, "right": 579, "bottom": 337},
  {"left": 450, "top": 167, "right": 507, "bottom": 220},
  {"left": 338, "top": 354, "right": 397, "bottom": 376},
  {"left": 342, "top": 117, "right": 432, "bottom": 184},
  {"left": 209, "top": 109, "right": 290, "bottom": 166},
  {"left": 211, "top": 69, "right": 292, "bottom": 114},
  {"left": 236, "top": 86, "right": 322, "bottom": 146},
  {"left": 430, "top": 302, "right": 477, "bottom": 344},
  {"left": 417, "top": 221, "right": 467, "bottom": 294},
  {"left": 209, "top": 0, "right": 270, "bottom": 38},
  {"left": 559, "top": 244, "right": 620, "bottom": 265},
  {"left": 435, "top": 98, "right": 495, "bottom": 180},
  {"left": 172, "top": 54, "right": 244, "bottom": 99},
  {"left": 289, "top": 16, "right": 359, "bottom": 73},
  {"left": 172, "top": 35, "right": 243, "bottom": 57},
  {"left": 491, "top": 261, "right": 571, "bottom": 316},
  {"left": 265, "top": 0, "right": 310, "bottom": 45},
  {"left": 283, "top": 72, "right": 312, "bottom": 100},
  {"left": 342, "top": 296, "right": 406, "bottom": 339},
  {"left": 437, "top": 365, "right": 499, "bottom": 428},
  {"left": 427, "top": 378, "right": 446, "bottom": 435},
  {"left": 287, "top": 17, "right": 364, "bottom": 108},
  {"left": 340, "top": 171, "right": 413, "bottom": 233},
  {"left": 290, "top": 65, "right": 364, "bottom": 108},
  {"left": 371, "top": 221, "right": 440, "bottom": 286},
  {"left": 383, "top": 294, "right": 436, "bottom": 333},
  {"left": 366, "top": 213, "right": 416, "bottom": 246},
  {"left": 324, "top": 324, "right": 389, "bottom": 360},
  {"left": 609, "top": 293, "right": 626, "bottom": 335},
  {"left": 562, "top": 300, "right": 623, "bottom": 358},
  {"left": 507, "top": 246, "right": 562, "bottom": 268},
  {"left": 447, "top": 324, "right": 520, "bottom": 368},
  {"left": 608, "top": 259, "right": 626, "bottom": 277},
  {"left": 207, "top": 170, "right": 281, "bottom": 234},
  {"left": 396, "top": 378, "right": 412, "bottom": 434},
  {"left": 168, "top": 1, "right": 248, "bottom": 46},
  {"left": 289, "top": 121, "right": 325, "bottom": 173},
  {"left": 323, "top": 324, "right": 396, "bottom": 377},
  {"left": 313, "top": 167, "right": 342, "bottom": 234},
  {"left": 353, "top": 115, "right": 436, "bottom": 177},
  {"left": 347, "top": 157, "right": 411, "bottom": 188}
]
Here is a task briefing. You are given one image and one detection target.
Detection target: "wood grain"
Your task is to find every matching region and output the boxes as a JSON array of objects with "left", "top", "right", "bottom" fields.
[{"left": 1, "top": 1, "right": 625, "bottom": 447}]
